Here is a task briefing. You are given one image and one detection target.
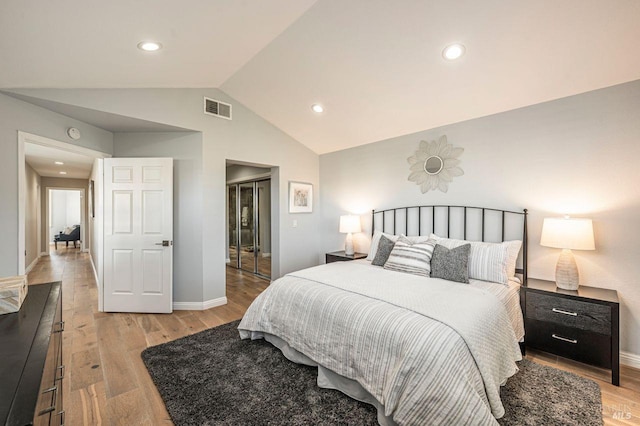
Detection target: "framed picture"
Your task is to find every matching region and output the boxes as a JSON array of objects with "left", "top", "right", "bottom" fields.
[
  {"left": 288, "top": 181, "right": 313, "bottom": 213},
  {"left": 89, "top": 180, "right": 95, "bottom": 218}
]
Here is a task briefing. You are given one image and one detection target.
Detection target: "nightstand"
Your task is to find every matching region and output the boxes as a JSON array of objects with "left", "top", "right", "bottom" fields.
[
  {"left": 325, "top": 251, "right": 367, "bottom": 264},
  {"left": 523, "top": 278, "right": 619, "bottom": 385}
]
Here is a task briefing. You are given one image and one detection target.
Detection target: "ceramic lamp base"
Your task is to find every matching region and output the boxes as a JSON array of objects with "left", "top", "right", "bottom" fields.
[
  {"left": 344, "top": 233, "right": 354, "bottom": 256},
  {"left": 555, "top": 249, "right": 579, "bottom": 290}
]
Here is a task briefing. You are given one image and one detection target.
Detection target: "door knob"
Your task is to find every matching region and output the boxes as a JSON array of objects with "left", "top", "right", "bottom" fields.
[{"left": 155, "top": 240, "right": 171, "bottom": 247}]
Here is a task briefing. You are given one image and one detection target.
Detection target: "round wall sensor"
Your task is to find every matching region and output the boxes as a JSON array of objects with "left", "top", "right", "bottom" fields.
[{"left": 67, "top": 127, "right": 81, "bottom": 140}]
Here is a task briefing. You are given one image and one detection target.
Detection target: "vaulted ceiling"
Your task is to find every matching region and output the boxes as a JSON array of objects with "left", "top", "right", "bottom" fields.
[{"left": 2, "top": 0, "right": 639, "bottom": 154}]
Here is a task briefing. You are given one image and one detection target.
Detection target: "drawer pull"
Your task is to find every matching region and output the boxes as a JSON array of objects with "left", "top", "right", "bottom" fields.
[
  {"left": 552, "top": 334, "right": 578, "bottom": 344},
  {"left": 38, "top": 406, "right": 56, "bottom": 416},
  {"left": 42, "top": 385, "right": 57, "bottom": 394},
  {"left": 552, "top": 308, "right": 577, "bottom": 316},
  {"left": 54, "top": 320, "right": 65, "bottom": 333},
  {"left": 55, "top": 364, "right": 65, "bottom": 381}
]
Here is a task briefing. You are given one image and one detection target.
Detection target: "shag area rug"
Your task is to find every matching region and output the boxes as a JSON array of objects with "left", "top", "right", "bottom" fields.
[{"left": 142, "top": 320, "right": 603, "bottom": 426}]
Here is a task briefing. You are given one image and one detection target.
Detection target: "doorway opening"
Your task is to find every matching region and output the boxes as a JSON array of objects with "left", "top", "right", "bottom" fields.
[
  {"left": 228, "top": 179, "right": 271, "bottom": 278},
  {"left": 226, "top": 162, "right": 273, "bottom": 280},
  {"left": 48, "top": 189, "right": 83, "bottom": 251}
]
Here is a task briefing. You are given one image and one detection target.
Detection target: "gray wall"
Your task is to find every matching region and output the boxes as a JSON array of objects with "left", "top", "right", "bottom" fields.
[
  {"left": 0, "top": 92, "right": 113, "bottom": 277},
  {"left": 320, "top": 80, "right": 640, "bottom": 357},
  {"left": 113, "top": 132, "right": 205, "bottom": 304},
  {"left": 25, "top": 163, "right": 41, "bottom": 268},
  {"left": 8, "top": 88, "right": 321, "bottom": 303}
]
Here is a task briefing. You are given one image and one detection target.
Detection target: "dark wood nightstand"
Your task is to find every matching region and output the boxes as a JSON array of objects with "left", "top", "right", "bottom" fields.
[
  {"left": 523, "top": 278, "right": 619, "bottom": 385},
  {"left": 325, "top": 251, "right": 367, "bottom": 264}
]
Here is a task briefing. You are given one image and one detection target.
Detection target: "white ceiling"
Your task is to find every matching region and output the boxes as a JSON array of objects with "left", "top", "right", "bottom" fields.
[
  {"left": 25, "top": 143, "right": 94, "bottom": 179},
  {"left": 2, "top": 0, "right": 639, "bottom": 154},
  {"left": 0, "top": 0, "right": 316, "bottom": 88}
]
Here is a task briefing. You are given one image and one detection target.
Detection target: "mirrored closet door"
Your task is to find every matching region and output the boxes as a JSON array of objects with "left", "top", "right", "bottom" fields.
[{"left": 227, "top": 179, "right": 271, "bottom": 279}]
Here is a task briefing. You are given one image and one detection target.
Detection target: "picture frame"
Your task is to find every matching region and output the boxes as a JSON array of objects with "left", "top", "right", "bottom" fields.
[{"left": 288, "top": 181, "right": 313, "bottom": 213}]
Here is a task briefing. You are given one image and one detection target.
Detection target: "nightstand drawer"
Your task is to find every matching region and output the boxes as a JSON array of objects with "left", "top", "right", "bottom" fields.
[
  {"left": 526, "top": 319, "right": 612, "bottom": 368},
  {"left": 526, "top": 292, "right": 611, "bottom": 335}
]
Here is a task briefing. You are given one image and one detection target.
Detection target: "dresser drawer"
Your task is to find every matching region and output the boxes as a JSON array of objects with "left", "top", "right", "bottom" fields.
[
  {"left": 526, "top": 292, "right": 611, "bottom": 335},
  {"left": 526, "top": 318, "right": 612, "bottom": 368}
]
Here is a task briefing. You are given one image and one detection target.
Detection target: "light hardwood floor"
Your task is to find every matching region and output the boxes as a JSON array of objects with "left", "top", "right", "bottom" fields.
[{"left": 27, "top": 246, "right": 639, "bottom": 425}]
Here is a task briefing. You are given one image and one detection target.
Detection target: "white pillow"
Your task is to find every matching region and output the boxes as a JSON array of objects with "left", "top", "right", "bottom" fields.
[
  {"left": 430, "top": 234, "right": 522, "bottom": 285},
  {"left": 367, "top": 231, "right": 399, "bottom": 260},
  {"left": 383, "top": 236, "right": 436, "bottom": 277}
]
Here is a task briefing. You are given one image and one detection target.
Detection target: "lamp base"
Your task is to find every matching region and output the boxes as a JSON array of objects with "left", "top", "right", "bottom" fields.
[
  {"left": 555, "top": 249, "right": 579, "bottom": 290},
  {"left": 344, "top": 233, "right": 354, "bottom": 256}
]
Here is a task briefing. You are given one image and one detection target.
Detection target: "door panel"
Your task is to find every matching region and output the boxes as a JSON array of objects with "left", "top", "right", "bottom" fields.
[
  {"left": 228, "top": 185, "right": 238, "bottom": 267},
  {"left": 103, "top": 158, "right": 173, "bottom": 313},
  {"left": 239, "top": 182, "right": 255, "bottom": 273},
  {"left": 256, "top": 180, "right": 271, "bottom": 278}
]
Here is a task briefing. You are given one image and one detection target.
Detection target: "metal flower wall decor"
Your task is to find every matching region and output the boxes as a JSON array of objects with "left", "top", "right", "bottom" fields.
[{"left": 407, "top": 135, "right": 464, "bottom": 193}]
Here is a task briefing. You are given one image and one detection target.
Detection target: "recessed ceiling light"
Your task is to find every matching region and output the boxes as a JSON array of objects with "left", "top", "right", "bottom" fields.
[
  {"left": 59, "top": 171, "right": 67, "bottom": 175},
  {"left": 137, "top": 41, "right": 162, "bottom": 52},
  {"left": 442, "top": 43, "right": 465, "bottom": 60},
  {"left": 311, "top": 104, "right": 324, "bottom": 113},
  {"left": 54, "top": 161, "right": 64, "bottom": 165}
]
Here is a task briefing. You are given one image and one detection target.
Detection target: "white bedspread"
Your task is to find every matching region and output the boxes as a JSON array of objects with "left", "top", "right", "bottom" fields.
[{"left": 239, "top": 261, "right": 522, "bottom": 425}]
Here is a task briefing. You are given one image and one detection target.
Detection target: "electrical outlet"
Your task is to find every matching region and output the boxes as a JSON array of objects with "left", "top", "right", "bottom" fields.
[{"left": 292, "top": 220, "right": 298, "bottom": 228}]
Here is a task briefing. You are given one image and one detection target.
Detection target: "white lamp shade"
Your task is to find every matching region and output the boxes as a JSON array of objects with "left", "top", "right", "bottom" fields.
[
  {"left": 339, "top": 215, "right": 361, "bottom": 234},
  {"left": 540, "top": 217, "right": 595, "bottom": 250}
]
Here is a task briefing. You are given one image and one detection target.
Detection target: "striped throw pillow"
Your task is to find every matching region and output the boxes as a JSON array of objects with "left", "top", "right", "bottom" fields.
[
  {"left": 429, "top": 234, "right": 521, "bottom": 285},
  {"left": 383, "top": 236, "right": 436, "bottom": 277}
]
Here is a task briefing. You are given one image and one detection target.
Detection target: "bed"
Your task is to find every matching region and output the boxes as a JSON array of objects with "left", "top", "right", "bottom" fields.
[{"left": 239, "top": 205, "right": 528, "bottom": 426}]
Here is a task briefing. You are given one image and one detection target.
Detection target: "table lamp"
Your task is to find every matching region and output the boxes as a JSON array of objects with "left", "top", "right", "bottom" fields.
[
  {"left": 339, "top": 215, "right": 361, "bottom": 256},
  {"left": 540, "top": 217, "right": 595, "bottom": 290}
]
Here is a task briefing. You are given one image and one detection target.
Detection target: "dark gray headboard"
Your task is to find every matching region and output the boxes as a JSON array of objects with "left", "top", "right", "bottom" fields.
[{"left": 371, "top": 205, "right": 528, "bottom": 281}]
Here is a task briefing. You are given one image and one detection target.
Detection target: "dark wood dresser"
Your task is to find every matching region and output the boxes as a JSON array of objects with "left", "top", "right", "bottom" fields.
[
  {"left": 0, "top": 282, "right": 64, "bottom": 425},
  {"left": 523, "top": 278, "right": 619, "bottom": 385}
]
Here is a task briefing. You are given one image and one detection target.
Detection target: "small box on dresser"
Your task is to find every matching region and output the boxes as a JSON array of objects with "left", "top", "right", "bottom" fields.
[
  {"left": 0, "top": 276, "right": 28, "bottom": 315},
  {"left": 523, "top": 278, "right": 619, "bottom": 385}
]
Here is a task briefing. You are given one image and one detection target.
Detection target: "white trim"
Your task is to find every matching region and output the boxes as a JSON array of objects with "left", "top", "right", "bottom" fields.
[
  {"left": 621, "top": 351, "right": 640, "bottom": 369},
  {"left": 25, "top": 254, "right": 40, "bottom": 274},
  {"left": 39, "top": 252, "right": 47, "bottom": 257},
  {"left": 18, "top": 134, "right": 25, "bottom": 274},
  {"left": 173, "top": 297, "right": 228, "bottom": 311},
  {"left": 89, "top": 253, "right": 100, "bottom": 289}
]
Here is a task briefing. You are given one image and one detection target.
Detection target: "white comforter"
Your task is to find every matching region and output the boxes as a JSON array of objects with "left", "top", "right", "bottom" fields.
[{"left": 239, "top": 261, "right": 522, "bottom": 425}]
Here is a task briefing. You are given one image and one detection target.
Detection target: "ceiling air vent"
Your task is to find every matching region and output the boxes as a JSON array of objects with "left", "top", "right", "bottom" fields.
[{"left": 204, "top": 97, "right": 232, "bottom": 120}]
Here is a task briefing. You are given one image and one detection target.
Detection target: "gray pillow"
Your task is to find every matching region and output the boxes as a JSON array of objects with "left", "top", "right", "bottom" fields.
[
  {"left": 430, "top": 243, "right": 470, "bottom": 284},
  {"left": 371, "top": 235, "right": 396, "bottom": 266}
]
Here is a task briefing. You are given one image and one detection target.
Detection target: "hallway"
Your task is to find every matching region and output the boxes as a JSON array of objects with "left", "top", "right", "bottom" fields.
[{"left": 27, "top": 246, "right": 268, "bottom": 425}]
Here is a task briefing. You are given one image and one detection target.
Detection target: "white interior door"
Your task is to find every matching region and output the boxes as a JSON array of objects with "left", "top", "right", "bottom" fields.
[{"left": 103, "top": 158, "right": 173, "bottom": 313}]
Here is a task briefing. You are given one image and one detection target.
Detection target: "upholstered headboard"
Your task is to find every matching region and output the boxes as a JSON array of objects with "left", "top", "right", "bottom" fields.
[{"left": 371, "top": 205, "right": 528, "bottom": 281}]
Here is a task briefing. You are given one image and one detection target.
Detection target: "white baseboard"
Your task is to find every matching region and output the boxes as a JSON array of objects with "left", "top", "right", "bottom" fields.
[
  {"left": 261, "top": 252, "right": 271, "bottom": 258},
  {"left": 225, "top": 258, "right": 230, "bottom": 264},
  {"left": 39, "top": 251, "right": 48, "bottom": 257},
  {"left": 89, "top": 254, "right": 100, "bottom": 289},
  {"left": 173, "top": 296, "right": 228, "bottom": 311},
  {"left": 25, "top": 255, "right": 40, "bottom": 274},
  {"left": 621, "top": 351, "right": 640, "bottom": 369}
]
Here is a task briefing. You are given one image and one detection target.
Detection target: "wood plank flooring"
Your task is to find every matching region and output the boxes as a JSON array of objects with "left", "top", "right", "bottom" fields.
[{"left": 27, "top": 246, "right": 639, "bottom": 425}]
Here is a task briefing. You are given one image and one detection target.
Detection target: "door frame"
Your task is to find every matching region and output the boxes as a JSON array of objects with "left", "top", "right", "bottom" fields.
[
  {"left": 45, "top": 187, "right": 86, "bottom": 255},
  {"left": 226, "top": 177, "right": 271, "bottom": 279},
  {"left": 17, "top": 131, "right": 110, "bottom": 274}
]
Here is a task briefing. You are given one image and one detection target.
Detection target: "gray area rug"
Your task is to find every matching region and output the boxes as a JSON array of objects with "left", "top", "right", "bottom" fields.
[{"left": 142, "top": 321, "right": 603, "bottom": 426}]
